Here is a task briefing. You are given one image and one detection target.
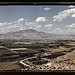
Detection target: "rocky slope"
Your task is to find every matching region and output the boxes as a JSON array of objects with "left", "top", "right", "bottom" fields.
[{"left": 0, "top": 29, "right": 75, "bottom": 40}]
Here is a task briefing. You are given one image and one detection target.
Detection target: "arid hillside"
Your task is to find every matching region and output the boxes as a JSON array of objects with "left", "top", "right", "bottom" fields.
[{"left": 0, "top": 29, "right": 75, "bottom": 40}]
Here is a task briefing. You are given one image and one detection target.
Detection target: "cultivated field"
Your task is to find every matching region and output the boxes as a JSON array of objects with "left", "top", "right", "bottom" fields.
[{"left": 0, "top": 40, "right": 75, "bottom": 71}]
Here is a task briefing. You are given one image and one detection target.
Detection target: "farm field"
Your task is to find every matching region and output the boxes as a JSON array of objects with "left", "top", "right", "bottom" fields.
[{"left": 0, "top": 40, "right": 75, "bottom": 71}]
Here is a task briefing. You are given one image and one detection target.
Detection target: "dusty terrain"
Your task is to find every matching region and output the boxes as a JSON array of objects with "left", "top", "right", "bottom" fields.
[{"left": 0, "top": 40, "right": 75, "bottom": 71}]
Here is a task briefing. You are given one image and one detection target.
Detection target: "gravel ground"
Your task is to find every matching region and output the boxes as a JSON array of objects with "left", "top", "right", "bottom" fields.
[{"left": 0, "top": 61, "right": 21, "bottom": 71}]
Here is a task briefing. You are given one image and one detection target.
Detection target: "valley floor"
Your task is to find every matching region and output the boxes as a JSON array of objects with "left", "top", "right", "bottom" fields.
[{"left": 0, "top": 40, "right": 75, "bottom": 71}]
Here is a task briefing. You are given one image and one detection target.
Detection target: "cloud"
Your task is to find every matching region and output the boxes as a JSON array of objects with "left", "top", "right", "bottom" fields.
[
  {"left": 69, "top": 5, "right": 75, "bottom": 8},
  {"left": 65, "top": 23, "right": 75, "bottom": 28},
  {"left": 0, "top": 17, "right": 43, "bottom": 34},
  {"left": 29, "top": 27, "right": 33, "bottom": 29},
  {"left": 53, "top": 8, "right": 75, "bottom": 21},
  {"left": 34, "top": 25, "right": 42, "bottom": 30},
  {"left": 18, "top": 18, "right": 24, "bottom": 22},
  {"left": 44, "top": 24, "right": 53, "bottom": 27},
  {"left": 0, "top": 23, "right": 6, "bottom": 26},
  {"left": 56, "top": 28, "right": 60, "bottom": 30},
  {"left": 25, "top": 19, "right": 42, "bottom": 30},
  {"left": 0, "top": 18, "right": 26, "bottom": 33},
  {"left": 25, "top": 18, "right": 43, "bottom": 30},
  {"left": 26, "top": 21, "right": 36, "bottom": 25},
  {"left": 73, "top": 29, "right": 75, "bottom": 31},
  {"left": 38, "top": 25, "right": 42, "bottom": 28},
  {"left": 19, "top": 27, "right": 26, "bottom": 30},
  {"left": 44, "top": 7, "right": 51, "bottom": 11},
  {"left": 47, "top": 27, "right": 74, "bottom": 35},
  {"left": 44, "top": 27, "right": 64, "bottom": 34},
  {"left": 36, "top": 17, "right": 47, "bottom": 22},
  {"left": 29, "top": 25, "right": 41, "bottom": 31},
  {"left": 71, "top": 14, "right": 75, "bottom": 17},
  {"left": 0, "top": 22, "right": 11, "bottom": 27}
]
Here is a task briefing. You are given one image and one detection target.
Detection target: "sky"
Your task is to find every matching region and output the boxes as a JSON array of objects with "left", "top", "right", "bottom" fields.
[{"left": 0, "top": 5, "right": 75, "bottom": 35}]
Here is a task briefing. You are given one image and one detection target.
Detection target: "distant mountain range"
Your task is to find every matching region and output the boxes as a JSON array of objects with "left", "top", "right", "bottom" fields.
[{"left": 0, "top": 29, "right": 75, "bottom": 40}]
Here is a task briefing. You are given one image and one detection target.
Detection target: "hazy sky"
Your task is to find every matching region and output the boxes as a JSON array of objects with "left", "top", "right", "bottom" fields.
[{"left": 0, "top": 5, "right": 75, "bottom": 35}]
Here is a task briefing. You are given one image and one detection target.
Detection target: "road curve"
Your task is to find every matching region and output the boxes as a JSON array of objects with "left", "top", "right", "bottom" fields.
[{"left": 19, "top": 57, "right": 37, "bottom": 67}]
